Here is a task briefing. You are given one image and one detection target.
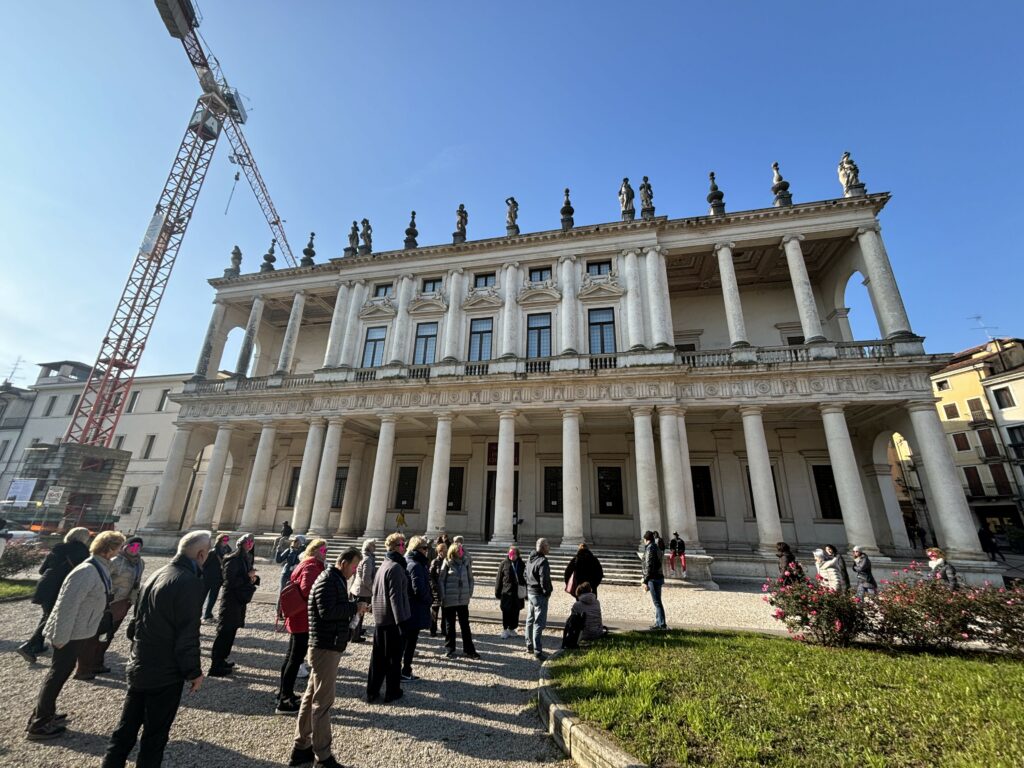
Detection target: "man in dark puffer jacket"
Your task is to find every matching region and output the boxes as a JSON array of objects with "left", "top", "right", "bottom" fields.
[
  {"left": 101, "top": 531, "right": 210, "bottom": 768},
  {"left": 289, "top": 547, "right": 365, "bottom": 768}
]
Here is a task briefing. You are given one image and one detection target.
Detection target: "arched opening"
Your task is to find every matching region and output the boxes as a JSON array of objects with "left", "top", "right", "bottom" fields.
[
  {"left": 218, "top": 326, "right": 245, "bottom": 376},
  {"left": 874, "top": 430, "right": 930, "bottom": 549},
  {"left": 839, "top": 269, "right": 881, "bottom": 342}
]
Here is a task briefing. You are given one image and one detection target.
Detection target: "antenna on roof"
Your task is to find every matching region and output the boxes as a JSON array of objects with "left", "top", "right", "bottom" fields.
[
  {"left": 967, "top": 315, "right": 1000, "bottom": 342},
  {"left": 4, "top": 355, "right": 24, "bottom": 385}
]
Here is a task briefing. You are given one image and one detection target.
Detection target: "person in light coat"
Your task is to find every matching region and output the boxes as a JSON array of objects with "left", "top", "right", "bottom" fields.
[
  {"left": 571, "top": 582, "right": 606, "bottom": 641},
  {"left": 438, "top": 542, "right": 478, "bottom": 659},
  {"left": 821, "top": 544, "right": 850, "bottom": 592},
  {"left": 26, "top": 530, "right": 125, "bottom": 741},
  {"left": 349, "top": 538, "right": 376, "bottom": 642}
]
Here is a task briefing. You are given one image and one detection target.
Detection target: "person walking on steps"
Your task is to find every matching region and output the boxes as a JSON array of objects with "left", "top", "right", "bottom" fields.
[
  {"left": 366, "top": 533, "right": 411, "bottom": 704},
  {"left": 495, "top": 544, "right": 527, "bottom": 638},
  {"left": 402, "top": 536, "right": 433, "bottom": 682},
  {"left": 438, "top": 541, "right": 479, "bottom": 659},
  {"left": 18, "top": 527, "right": 91, "bottom": 663},
  {"left": 275, "top": 538, "right": 328, "bottom": 714},
  {"left": 641, "top": 531, "right": 668, "bottom": 631},
  {"left": 201, "top": 534, "right": 230, "bottom": 621},
  {"left": 209, "top": 533, "right": 259, "bottom": 676},
  {"left": 349, "top": 538, "right": 376, "bottom": 643},
  {"left": 100, "top": 531, "right": 209, "bottom": 768},
  {"left": 525, "top": 538, "right": 553, "bottom": 660}
]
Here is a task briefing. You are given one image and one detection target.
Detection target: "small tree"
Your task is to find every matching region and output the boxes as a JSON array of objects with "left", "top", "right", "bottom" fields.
[{"left": 0, "top": 540, "right": 45, "bottom": 579}]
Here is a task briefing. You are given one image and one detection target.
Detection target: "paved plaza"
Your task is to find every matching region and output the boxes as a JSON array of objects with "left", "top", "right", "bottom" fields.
[{"left": 0, "top": 554, "right": 775, "bottom": 768}]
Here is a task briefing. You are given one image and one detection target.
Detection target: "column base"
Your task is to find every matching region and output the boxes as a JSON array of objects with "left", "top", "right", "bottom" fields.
[
  {"left": 559, "top": 538, "right": 585, "bottom": 550},
  {"left": 362, "top": 529, "right": 389, "bottom": 540},
  {"left": 489, "top": 535, "right": 516, "bottom": 547}
]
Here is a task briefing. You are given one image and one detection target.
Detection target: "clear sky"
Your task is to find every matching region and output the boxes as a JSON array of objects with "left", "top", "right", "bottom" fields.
[{"left": 1, "top": 2, "right": 1021, "bottom": 382}]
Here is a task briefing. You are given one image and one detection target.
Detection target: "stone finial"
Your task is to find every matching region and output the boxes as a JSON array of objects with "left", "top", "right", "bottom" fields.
[
  {"left": 639, "top": 176, "right": 655, "bottom": 220},
  {"left": 771, "top": 162, "right": 793, "bottom": 207},
  {"left": 560, "top": 188, "right": 575, "bottom": 231},
  {"left": 300, "top": 232, "right": 316, "bottom": 267},
  {"left": 223, "top": 245, "right": 242, "bottom": 278},
  {"left": 707, "top": 172, "right": 725, "bottom": 215},
  {"left": 453, "top": 204, "right": 468, "bottom": 244},
  {"left": 344, "top": 221, "right": 359, "bottom": 257},
  {"left": 260, "top": 239, "right": 277, "bottom": 272},
  {"left": 405, "top": 211, "right": 419, "bottom": 249},
  {"left": 358, "top": 218, "right": 372, "bottom": 255},
  {"left": 838, "top": 151, "right": 866, "bottom": 197}
]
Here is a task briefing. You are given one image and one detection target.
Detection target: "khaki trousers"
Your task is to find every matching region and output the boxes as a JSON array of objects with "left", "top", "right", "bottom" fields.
[{"left": 294, "top": 647, "right": 341, "bottom": 761}]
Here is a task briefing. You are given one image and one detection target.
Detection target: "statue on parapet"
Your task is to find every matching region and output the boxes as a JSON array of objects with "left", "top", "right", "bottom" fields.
[
  {"left": 359, "top": 218, "right": 373, "bottom": 254},
  {"left": 639, "top": 176, "right": 655, "bottom": 220},
  {"left": 453, "top": 203, "right": 468, "bottom": 243},
  {"left": 837, "top": 151, "right": 865, "bottom": 197},
  {"left": 505, "top": 196, "right": 519, "bottom": 236},
  {"left": 618, "top": 177, "right": 635, "bottom": 220},
  {"left": 345, "top": 221, "right": 359, "bottom": 256}
]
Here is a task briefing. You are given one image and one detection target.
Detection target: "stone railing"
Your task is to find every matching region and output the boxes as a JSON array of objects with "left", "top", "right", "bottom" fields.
[{"left": 834, "top": 340, "right": 896, "bottom": 359}]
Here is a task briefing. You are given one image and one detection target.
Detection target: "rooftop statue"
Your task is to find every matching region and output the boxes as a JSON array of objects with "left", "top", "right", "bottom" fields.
[
  {"left": 639, "top": 176, "right": 653, "bottom": 210},
  {"left": 455, "top": 203, "right": 468, "bottom": 234},
  {"left": 348, "top": 221, "right": 359, "bottom": 251},
  {"left": 618, "top": 177, "right": 635, "bottom": 218},
  {"left": 505, "top": 197, "right": 519, "bottom": 227},
  {"left": 838, "top": 151, "right": 864, "bottom": 196},
  {"left": 360, "top": 218, "right": 373, "bottom": 251}
]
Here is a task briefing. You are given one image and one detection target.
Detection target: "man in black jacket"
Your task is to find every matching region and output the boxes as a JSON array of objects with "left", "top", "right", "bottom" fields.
[
  {"left": 641, "top": 531, "right": 668, "bottom": 630},
  {"left": 209, "top": 532, "right": 259, "bottom": 676},
  {"left": 101, "top": 530, "right": 210, "bottom": 768},
  {"left": 290, "top": 547, "right": 365, "bottom": 768}
]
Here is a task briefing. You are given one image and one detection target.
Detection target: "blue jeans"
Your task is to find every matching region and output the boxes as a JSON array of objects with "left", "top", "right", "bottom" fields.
[
  {"left": 647, "top": 579, "right": 666, "bottom": 628},
  {"left": 203, "top": 583, "right": 221, "bottom": 619},
  {"left": 525, "top": 594, "right": 549, "bottom": 653}
]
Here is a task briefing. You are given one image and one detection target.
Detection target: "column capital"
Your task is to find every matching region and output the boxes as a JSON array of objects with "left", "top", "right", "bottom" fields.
[
  {"left": 620, "top": 247, "right": 641, "bottom": 258},
  {"left": 561, "top": 407, "right": 583, "bottom": 418},
  {"left": 170, "top": 422, "right": 195, "bottom": 432},
  {"left": 502, "top": 261, "right": 520, "bottom": 273},
  {"left": 292, "top": 288, "right": 307, "bottom": 298},
  {"left": 713, "top": 241, "right": 735, "bottom": 254},
  {"left": 256, "top": 417, "right": 276, "bottom": 428},
  {"left": 335, "top": 278, "right": 351, "bottom": 289},
  {"left": 398, "top": 272, "right": 415, "bottom": 283},
  {"left": 630, "top": 405, "right": 654, "bottom": 418},
  {"left": 352, "top": 278, "right": 367, "bottom": 287},
  {"left": 446, "top": 267, "right": 464, "bottom": 277},
  {"left": 215, "top": 421, "right": 234, "bottom": 431},
  {"left": 308, "top": 416, "right": 327, "bottom": 427},
  {"left": 905, "top": 399, "right": 938, "bottom": 414},
  {"left": 658, "top": 404, "right": 682, "bottom": 417},
  {"left": 324, "top": 416, "right": 345, "bottom": 428},
  {"left": 737, "top": 405, "right": 764, "bottom": 418},
  {"left": 251, "top": 293, "right": 265, "bottom": 303},
  {"left": 377, "top": 413, "right": 398, "bottom": 424},
  {"left": 433, "top": 411, "right": 455, "bottom": 422},
  {"left": 780, "top": 233, "right": 805, "bottom": 247},
  {"left": 558, "top": 253, "right": 577, "bottom": 264},
  {"left": 498, "top": 409, "right": 519, "bottom": 419},
  {"left": 852, "top": 222, "right": 882, "bottom": 240},
  {"left": 818, "top": 402, "right": 849, "bottom": 415},
  {"left": 642, "top": 245, "right": 663, "bottom": 256}
]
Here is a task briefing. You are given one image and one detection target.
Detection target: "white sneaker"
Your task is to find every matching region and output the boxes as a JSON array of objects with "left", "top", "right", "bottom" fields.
[
  {"left": 681, "top": 571, "right": 688, "bottom": 579},
  {"left": 297, "top": 663, "right": 310, "bottom": 679}
]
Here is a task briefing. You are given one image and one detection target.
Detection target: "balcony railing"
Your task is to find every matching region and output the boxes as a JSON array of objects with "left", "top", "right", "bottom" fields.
[
  {"left": 353, "top": 369, "right": 377, "bottom": 383},
  {"left": 282, "top": 374, "right": 315, "bottom": 389},
  {"left": 1009, "top": 443, "right": 1024, "bottom": 463},
  {"left": 465, "top": 363, "right": 490, "bottom": 376},
  {"left": 409, "top": 366, "right": 431, "bottom": 380},
  {"left": 975, "top": 444, "right": 1004, "bottom": 462},
  {"left": 525, "top": 359, "right": 551, "bottom": 374},
  {"left": 835, "top": 340, "right": 896, "bottom": 359}
]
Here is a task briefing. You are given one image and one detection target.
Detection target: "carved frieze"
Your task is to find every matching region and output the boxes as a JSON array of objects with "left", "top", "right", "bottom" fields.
[
  {"left": 578, "top": 271, "right": 624, "bottom": 300},
  {"left": 462, "top": 286, "right": 503, "bottom": 310},
  {"left": 408, "top": 291, "right": 449, "bottom": 315},
  {"left": 359, "top": 296, "right": 397, "bottom": 319}
]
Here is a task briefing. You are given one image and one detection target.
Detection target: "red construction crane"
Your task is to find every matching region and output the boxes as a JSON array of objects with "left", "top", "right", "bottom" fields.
[{"left": 65, "top": 0, "right": 293, "bottom": 447}]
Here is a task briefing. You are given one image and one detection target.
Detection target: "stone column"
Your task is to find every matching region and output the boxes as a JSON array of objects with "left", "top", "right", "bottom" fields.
[
  {"left": 426, "top": 412, "right": 454, "bottom": 534},
  {"left": 276, "top": 291, "right": 306, "bottom": 374},
  {"left": 363, "top": 414, "right": 398, "bottom": 537},
  {"left": 622, "top": 249, "right": 646, "bottom": 350},
  {"left": 856, "top": 224, "right": 914, "bottom": 339},
  {"left": 714, "top": 242, "right": 749, "bottom": 347},
  {"left": 239, "top": 420, "right": 276, "bottom": 529},
  {"left": 309, "top": 418, "right": 344, "bottom": 535},
  {"left": 441, "top": 269, "right": 464, "bottom": 362},
  {"left": 322, "top": 281, "right": 351, "bottom": 368},
  {"left": 659, "top": 406, "right": 698, "bottom": 546},
  {"left": 781, "top": 234, "right": 825, "bottom": 343},
  {"left": 389, "top": 275, "right": 414, "bottom": 364},
  {"left": 338, "top": 280, "right": 366, "bottom": 368},
  {"left": 644, "top": 246, "right": 673, "bottom": 349},
  {"left": 906, "top": 402, "right": 985, "bottom": 558},
  {"left": 561, "top": 408, "right": 584, "bottom": 548},
  {"left": 559, "top": 255, "right": 578, "bottom": 354},
  {"left": 148, "top": 425, "right": 193, "bottom": 528},
  {"left": 491, "top": 409, "right": 518, "bottom": 542},
  {"left": 193, "top": 301, "right": 227, "bottom": 380},
  {"left": 631, "top": 407, "right": 662, "bottom": 535},
  {"left": 819, "top": 404, "right": 879, "bottom": 552},
  {"left": 864, "top": 463, "right": 912, "bottom": 549},
  {"left": 337, "top": 436, "right": 366, "bottom": 535},
  {"left": 500, "top": 263, "right": 520, "bottom": 358},
  {"left": 235, "top": 295, "right": 265, "bottom": 377},
  {"left": 739, "top": 407, "right": 784, "bottom": 553},
  {"left": 193, "top": 423, "right": 233, "bottom": 528},
  {"left": 291, "top": 418, "right": 326, "bottom": 532},
  {"left": 675, "top": 409, "right": 702, "bottom": 549}
]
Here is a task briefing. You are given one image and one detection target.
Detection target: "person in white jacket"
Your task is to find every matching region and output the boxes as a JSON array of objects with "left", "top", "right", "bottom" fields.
[{"left": 27, "top": 530, "right": 125, "bottom": 741}]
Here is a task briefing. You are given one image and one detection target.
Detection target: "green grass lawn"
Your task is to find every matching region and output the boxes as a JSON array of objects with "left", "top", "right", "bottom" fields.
[
  {"left": 549, "top": 630, "right": 1024, "bottom": 768},
  {"left": 0, "top": 578, "right": 36, "bottom": 600}
]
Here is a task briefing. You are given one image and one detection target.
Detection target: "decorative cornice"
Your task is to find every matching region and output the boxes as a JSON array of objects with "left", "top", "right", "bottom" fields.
[
  {"left": 462, "top": 288, "right": 503, "bottom": 310},
  {"left": 517, "top": 283, "right": 562, "bottom": 306},
  {"left": 408, "top": 293, "right": 449, "bottom": 315},
  {"left": 358, "top": 297, "right": 397, "bottom": 320}
]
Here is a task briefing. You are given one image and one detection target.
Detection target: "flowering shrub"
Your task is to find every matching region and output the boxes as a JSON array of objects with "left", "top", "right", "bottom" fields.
[
  {"left": 965, "top": 584, "right": 1024, "bottom": 656},
  {"left": 866, "top": 565, "right": 971, "bottom": 650},
  {"left": 765, "top": 567, "right": 865, "bottom": 646}
]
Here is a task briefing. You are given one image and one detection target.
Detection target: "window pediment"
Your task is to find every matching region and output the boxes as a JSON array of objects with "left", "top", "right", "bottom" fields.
[
  {"left": 359, "top": 296, "right": 397, "bottom": 319},
  {"left": 518, "top": 282, "right": 562, "bottom": 306},
  {"left": 462, "top": 286, "right": 503, "bottom": 310},
  {"left": 578, "top": 273, "right": 624, "bottom": 300},
  {"left": 409, "top": 292, "right": 448, "bottom": 315}
]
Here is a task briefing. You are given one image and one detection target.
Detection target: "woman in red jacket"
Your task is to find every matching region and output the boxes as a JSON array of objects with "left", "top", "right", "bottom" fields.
[{"left": 275, "top": 538, "right": 327, "bottom": 714}]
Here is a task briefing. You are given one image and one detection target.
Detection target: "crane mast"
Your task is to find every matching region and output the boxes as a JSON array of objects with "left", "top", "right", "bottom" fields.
[{"left": 65, "top": 0, "right": 292, "bottom": 446}]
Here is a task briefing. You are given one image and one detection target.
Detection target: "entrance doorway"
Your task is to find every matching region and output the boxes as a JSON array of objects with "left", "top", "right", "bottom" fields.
[{"left": 484, "top": 470, "right": 519, "bottom": 541}]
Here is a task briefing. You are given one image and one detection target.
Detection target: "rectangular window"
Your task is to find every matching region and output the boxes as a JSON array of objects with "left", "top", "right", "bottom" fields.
[
  {"left": 413, "top": 322, "right": 438, "bottom": 365},
  {"left": 422, "top": 277, "right": 442, "bottom": 294},
  {"left": 285, "top": 466, "right": 302, "bottom": 507},
  {"left": 486, "top": 442, "right": 520, "bottom": 465},
  {"left": 66, "top": 394, "right": 80, "bottom": 416},
  {"left": 543, "top": 466, "right": 562, "bottom": 514},
  {"left": 474, "top": 273, "right": 496, "bottom": 288},
  {"left": 468, "top": 318, "right": 493, "bottom": 362},
  {"left": 952, "top": 432, "right": 971, "bottom": 452},
  {"left": 935, "top": 380, "right": 950, "bottom": 391},
  {"left": 447, "top": 466, "right": 465, "bottom": 510},
  {"left": 141, "top": 434, "right": 157, "bottom": 460},
  {"left": 993, "top": 387, "right": 1016, "bottom": 409},
  {"left": 529, "top": 266, "right": 552, "bottom": 282},
  {"left": 157, "top": 389, "right": 171, "bottom": 412},
  {"left": 1009, "top": 425, "right": 1024, "bottom": 460},
  {"left": 596, "top": 467, "right": 624, "bottom": 515},
  {"left": 745, "top": 465, "right": 782, "bottom": 518},
  {"left": 527, "top": 313, "right": 552, "bottom": 358},
  {"left": 978, "top": 428, "right": 999, "bottom": 458},
  {"left": 362, "top": 327, "right": 387, "bottom": 368},
  {"left": 812, "top": 465, "right": 843, "bottom": 520},
  {"left": 588, "top": 308, "right": 616, "bottom": 354},
  {"left": 691, "top": 466, "right": 717, "bottom": 517},
  {"left": 113, "top": 435, "right": 126, "bottom": 451},
  {"left": 126, "top": 391, "right": 141, "bottom": 413},
  {"left": 331, "top": 467, "right": 348, "bottom": 509},
  {"left": 967, "top": 397, "right": 986, "bottom": 420},
  {"left": 786, "top": 335, "right": 806, "bottom": 346},
  {"left": 990, "top": 464, "right": 1013, "bottom": 496},
  {"left": 963, "top": 466, "right": 984, "bottom": 496},
  {"left": 43, "top": 396, "right": 57, "bottom": 417},
  {"left": 943, "top": 403, "right": 960, "bottom": 420},
  {"left": 0, "top": 439, "right": 9, "bottom": 461},
  {"left": 374, "top": 283, "right": 394, "bottom": 298},
  {"left": 676, "top": 343, "right": 697, "bottom": 353},
  {"left": 122, "top": 486, "right": 139, "bottom": 511},
  {"left": 393, "top": 466, "right": 418, "bottom": 509},
  {"left": 587, "top": 261, "right": 612, "bottom": 276}
]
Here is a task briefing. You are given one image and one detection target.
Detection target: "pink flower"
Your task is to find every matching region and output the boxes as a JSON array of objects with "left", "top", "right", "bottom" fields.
[
  {"left": 810, "top": 610, "right": 817, "bottom": 616},
  {"left": 834, "top": 620, "right": 843, "bottom": 631}
]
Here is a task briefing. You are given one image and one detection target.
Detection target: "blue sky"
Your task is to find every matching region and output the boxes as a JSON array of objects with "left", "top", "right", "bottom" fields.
[{"left": 1, "top": 2, "right": 1021, "bottom": 381}]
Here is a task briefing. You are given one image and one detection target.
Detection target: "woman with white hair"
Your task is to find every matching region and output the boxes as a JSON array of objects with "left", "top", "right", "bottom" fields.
[
  {"left": 26, "top": 529, "right": 125, "bottom": 740},
  {"left": 18, "top": 527, "right": 91, "bottom": 663},
  {"left": 349, "top": 538, "right": 376, "bottom": 643},
  {"left": 209, "top": 532, "right": 259, "bottom": 677}
]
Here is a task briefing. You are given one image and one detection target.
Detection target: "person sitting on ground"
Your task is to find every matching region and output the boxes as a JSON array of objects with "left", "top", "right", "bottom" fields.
[
  {"left": 495, "top": 544, "right": 527, "bottom": 638},
  {"left": 26, "top": 529, "right": 126, "bottom": 741},
  {"left": 563, "top": 542, "right": 604, "bottom": 597},
  {"left": 851, "top": 545, "right": 877, "bottom": 597},
  {"left": 926, "top": 547, "right": 960, "bottom": 590},
  {"left": 209, "top": 532, "right": 259, "bottom": 676},
  {"left": 822, "top": 544, "right": 850, "bottom": 592},
  {"left": 275, "top": 538, "right": 328, "bottom": 714},
  {"left": 18, "top": 526, "right": 91, "bottom": 663},
  {"left": 79, "top": 535, "right": 145, "bottom": 679},
  {"left": 572, "top": 582, "right": 606, "bottom": 641},
  {"left": 776, "top": 542, "right": 804, "bottom": 585},
  {"left": 349, "top": 538, "right": 376, "bottom": 643}
]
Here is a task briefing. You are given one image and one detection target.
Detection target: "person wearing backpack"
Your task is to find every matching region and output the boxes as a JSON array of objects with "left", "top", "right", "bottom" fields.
[{"left": 275, "top": 538, "right": 327, "bottom": 714}]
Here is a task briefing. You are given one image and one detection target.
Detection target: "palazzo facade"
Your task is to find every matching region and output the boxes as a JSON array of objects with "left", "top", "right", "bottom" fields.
[{"left": 148, "top": 179, "right": 988, "bottom": 566}]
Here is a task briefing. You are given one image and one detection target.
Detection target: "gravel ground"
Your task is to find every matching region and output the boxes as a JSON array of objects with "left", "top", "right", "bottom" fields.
[{"left": 0, "top": 556, "right": 776, "bottom": 768}]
